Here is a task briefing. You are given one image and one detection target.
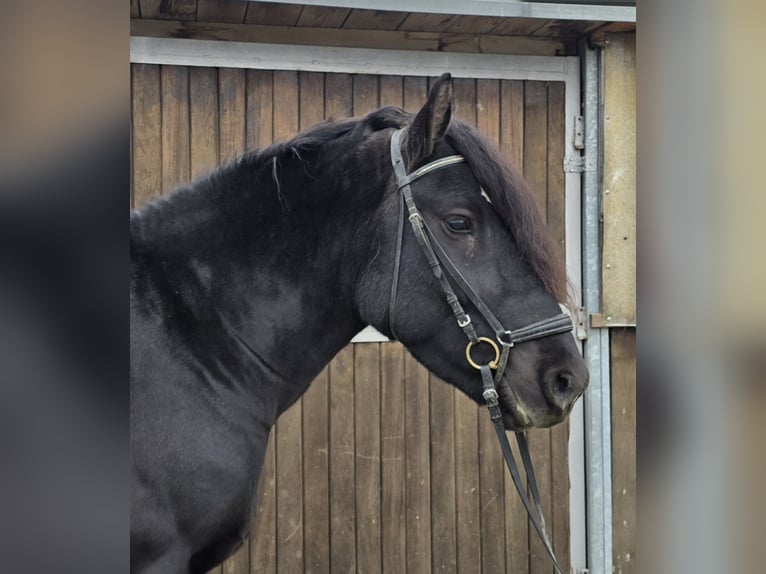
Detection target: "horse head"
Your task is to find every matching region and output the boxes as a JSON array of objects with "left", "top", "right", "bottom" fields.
[{"left": 356, "top": 74, "right": 589, "bottom": 430}]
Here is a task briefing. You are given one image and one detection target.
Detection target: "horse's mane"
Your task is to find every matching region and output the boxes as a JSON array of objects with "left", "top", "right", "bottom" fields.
[{"left": 138, "top": 106, "right": 566, "bottom": 302}]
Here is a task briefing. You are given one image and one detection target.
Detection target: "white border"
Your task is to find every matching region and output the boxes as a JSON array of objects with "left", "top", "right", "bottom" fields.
[{"left": 129, "top": 40, "right": 587, "bottom": 567}]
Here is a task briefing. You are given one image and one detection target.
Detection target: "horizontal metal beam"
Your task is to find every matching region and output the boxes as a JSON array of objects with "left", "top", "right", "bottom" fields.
[
  {"left": 248, "top": 0, "right": 636, "bottom": 23},
  {"left": 130, "top": 37, "right": 579, "bottom": 82}
]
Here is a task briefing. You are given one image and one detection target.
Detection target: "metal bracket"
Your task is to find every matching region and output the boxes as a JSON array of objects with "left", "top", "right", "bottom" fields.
[
  {"left": 564, "top": 154, "right": 598, "bottom": 173},
  {"left": 574, "top": 115, "right": 585, "bottom": 150},
  {"left": 575, "top": 306, "right": 588, "bottom": 340}
]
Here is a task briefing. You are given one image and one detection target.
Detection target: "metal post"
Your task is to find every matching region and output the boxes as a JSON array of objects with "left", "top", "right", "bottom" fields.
[{"left": 581, "top": 40, "right": 613, "bottom": 574}]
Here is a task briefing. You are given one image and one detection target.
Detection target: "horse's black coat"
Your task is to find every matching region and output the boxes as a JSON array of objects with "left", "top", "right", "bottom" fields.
[{"left": 130, "top": 75, "right": 588, "bottom": 573}]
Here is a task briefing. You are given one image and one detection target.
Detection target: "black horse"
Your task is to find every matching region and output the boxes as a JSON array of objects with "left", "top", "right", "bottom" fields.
[{"left": 130, "top": 74, "right": 588, "bottom": 573}]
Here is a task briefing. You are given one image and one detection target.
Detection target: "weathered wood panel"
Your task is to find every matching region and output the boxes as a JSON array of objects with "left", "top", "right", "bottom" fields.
[
  {"left": 602, "top": 33, "right": 636, "bottom": 326},
  {"left": 160, "top": 65, "right": 191, "bottom": 192},
  {"left": 132, "top": 64, "right": 162, "bottom": 207},
  {"left": 131, "top": 65, "right": 573, "bottom": 574},
  {"left": 196, "top": 0, "right": 248, "bottom": 24},
  {"left": 296, "top": 6, "right": 349, "bottom": 28},
  {"left": 329, "top": 345, "right": 356, "bottom": 573},
  {"left": 343, "top": 9, "right": 408, "bottom": 31},
  {"left": 611, "top": 328, "right": 636, "bottom": 574},
  {"left": 131, "top": 19, "right": 568, "bottom": 57},
  {"left": 380, "top": 342, "right": 406, "bottom": 574},
  {"left": 354, "top": 343, "right": 382, "bottom": 573},
  {"left": 189, "top": 67, "right": 219, "bottom": 178},
  {"left": 244, "top": 2, "right": 302, "bottom": 26}
]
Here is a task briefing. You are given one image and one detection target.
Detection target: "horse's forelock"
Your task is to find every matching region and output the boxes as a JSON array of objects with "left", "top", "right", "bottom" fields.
[{"left": 445, "top": 121, "right": 568, "bottom": 303}]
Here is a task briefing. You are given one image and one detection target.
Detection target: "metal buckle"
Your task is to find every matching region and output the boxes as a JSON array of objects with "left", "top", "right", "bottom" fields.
[
  {"left": 457, "top": 314, "right": 472, "bottom": 328},
  {"left": 408, "top": 212, "right": 423, "bottom": 225},
  {"left": 497, "top": 330, "right": 515, "bottom": 347},
  {"left": 482, "top": 387, "right": 499, "bottom": 407}
]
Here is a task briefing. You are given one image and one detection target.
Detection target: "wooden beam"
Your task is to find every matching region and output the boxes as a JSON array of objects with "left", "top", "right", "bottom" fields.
[{"left": 131, "top": 18, "right": 570, "bottom": 56}]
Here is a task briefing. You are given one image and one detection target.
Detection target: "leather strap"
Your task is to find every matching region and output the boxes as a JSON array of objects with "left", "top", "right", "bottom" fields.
[{"left": 387, "top": 128, "right": 572, "bottom": 574}]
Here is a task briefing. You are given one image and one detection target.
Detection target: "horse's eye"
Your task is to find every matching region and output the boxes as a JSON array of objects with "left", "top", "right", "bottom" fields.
[{"left": 446, "top": 217, "right": 471, "bottom": 233}]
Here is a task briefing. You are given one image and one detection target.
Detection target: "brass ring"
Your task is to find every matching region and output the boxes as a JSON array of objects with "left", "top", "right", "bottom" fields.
[{"left": 465, "top": 337, "right": 500, "bottom": 370}]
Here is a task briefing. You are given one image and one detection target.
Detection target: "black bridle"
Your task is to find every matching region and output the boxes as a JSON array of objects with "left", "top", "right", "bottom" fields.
[{"left": 388, "top": 128, "right": 573, "bottom": 574}]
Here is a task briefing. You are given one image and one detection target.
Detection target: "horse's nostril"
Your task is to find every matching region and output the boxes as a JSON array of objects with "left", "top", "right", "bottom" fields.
[
  {"left": 555, "top": 373, "right": 571, "bottom": 396},
  {"left": 543, "top": 368, "right": 582, "bottom": 414}
]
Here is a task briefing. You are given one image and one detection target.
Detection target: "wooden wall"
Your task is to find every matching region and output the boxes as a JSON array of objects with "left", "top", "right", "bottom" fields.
[{"left": 131, "top": 64, "right": 572, "bottom": 573}]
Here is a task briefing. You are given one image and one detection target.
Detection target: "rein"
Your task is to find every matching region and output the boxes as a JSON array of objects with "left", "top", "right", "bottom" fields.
[{"left": 388, "top": 128, "right": 573, "bottom": 574}]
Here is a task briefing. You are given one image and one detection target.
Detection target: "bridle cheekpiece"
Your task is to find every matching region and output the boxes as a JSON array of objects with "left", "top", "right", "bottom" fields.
[{"left": 387, "top": 128, "right": 573, "bottom": 574}]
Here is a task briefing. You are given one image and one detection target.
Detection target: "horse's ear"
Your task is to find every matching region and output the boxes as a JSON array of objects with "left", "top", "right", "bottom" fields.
[{"left": 405, "top": 73, "right": 453, "bottom": 166}]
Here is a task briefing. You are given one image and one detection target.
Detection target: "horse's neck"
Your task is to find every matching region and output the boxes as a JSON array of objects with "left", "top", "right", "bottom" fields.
[{"left": 132, "top": 161, "right": 370, "bottom": 419}]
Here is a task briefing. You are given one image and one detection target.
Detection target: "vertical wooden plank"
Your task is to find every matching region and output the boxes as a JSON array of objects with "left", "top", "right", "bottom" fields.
[
  {"left": 189, "top": 67, "right": 219, "bottom": 179},
  {"left": 248, "top": 68, "right": 276, "bottom": 574},
  {"left": 160, "top": 65, "right": 190, "bottom": 192},
  {"left": 381, "top": 342, "right": 406, "bottom": 574},
  {"left": 527, "top": 426, "right": 552, "bottom": 574},
  {"left": 429, "top": 374, "right": 456, "bottom": 574},
  {"left": 218, "top": 68, "right": 246, "bottom": 161},
  {"left": 271, "top": 70, "right": 303, "bottom": 574},
  {"left": 611, "top": 329, "right": 636, "bottom": 574},
  {"left": 222, "top": 538, "right": 250, "bottom": 574},
  {"left": 132, "top": 64, "right": 162, "bottom": 208},
  {"left": 499, "top": 78, "right": 530, "bottom": 574},
  {"left": 246, "top": 69, "right": 273, "bottom": 152},
  {"left": 252, "top": 431, "right": 277, "bottom": 574},
  {"left": 355, "top": 343, "right": 382, "bottom": 573},
  {"left": 546, "top": 82, "right": 567, "bottom": 262},
  {"left": 403, "top": 349, "right": 431, "bottom": 573},
  {"left": 298, "top": 70, "right": 329, "bottom": 574},
  {"left": 476, "top": 78, "right": 507, "bottom": 574},
  {"left": 324, "top": 73, "right": 353, "bottom": 120},
  {"left": 523, "top": 81, "right": 549, "bottom": 216},
  {"left": 523, "top": 81, "right": 553, "bottom": 574},
  {"left": 403, "top": 74, "right": 432, "bottom": 574},
  {"left": 353, "top": 74, "right": 379, "bottom": 116},
  {"left": 131, "top": 0, "right": 140, "bottom": 19},
  {"left": 546, "top": 80, "right": 571, "bottom": 574},
  {"left": 329, "top": 345, "right": 356, "bottom": 573},
  {"left": 451, "top": 77, "right": 481, "bottom": 574},
  {"left": 500, "top": 80, "right": 525, "bottom": 170},
  {"left": 302, "top": 366, "right": 330, "bottom": 574},
  {"left": 379, "top": 75, "right": 403, "bottom": 110}
]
